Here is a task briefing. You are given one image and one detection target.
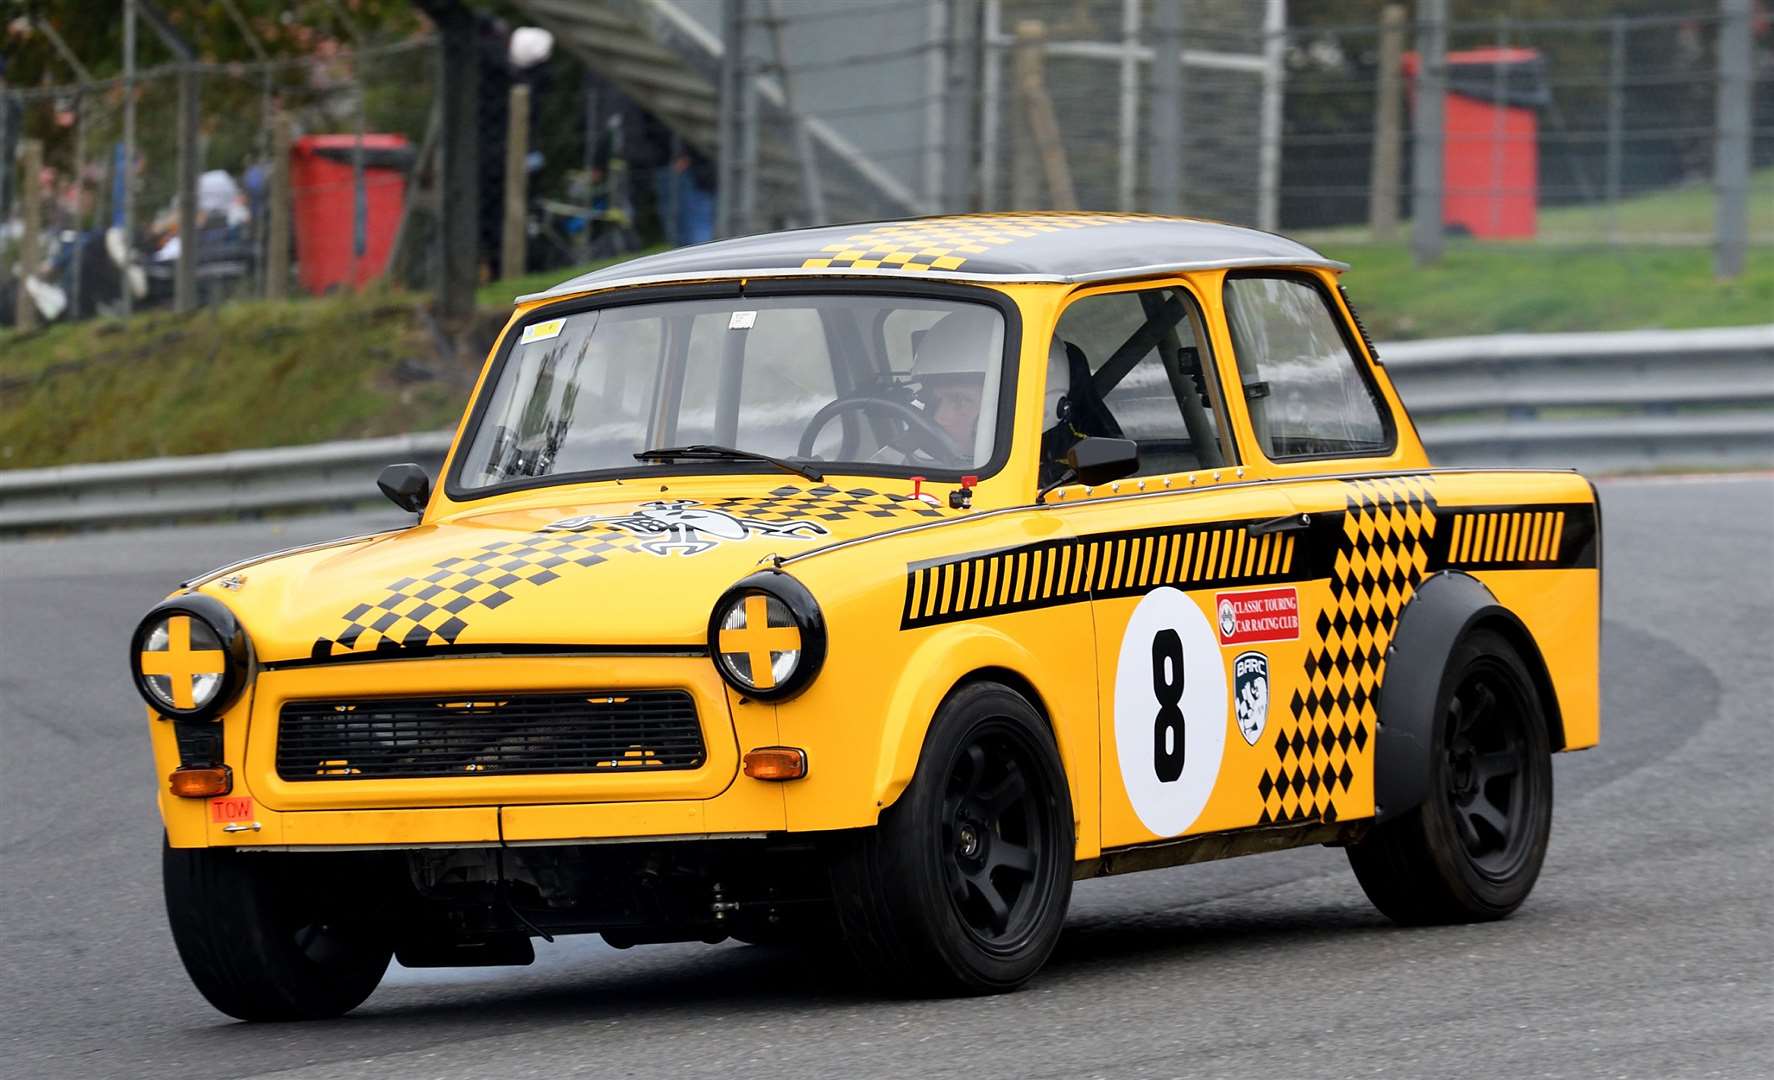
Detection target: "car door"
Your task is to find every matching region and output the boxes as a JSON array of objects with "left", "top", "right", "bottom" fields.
[{"left": 1034, "top": 280, "right": 1307, "bottom": 851}]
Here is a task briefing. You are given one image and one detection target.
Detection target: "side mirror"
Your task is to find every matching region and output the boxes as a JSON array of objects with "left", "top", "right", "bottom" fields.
[
  {"left": 377, "top": 462, "right": 431, "bottom": 514},
  {"left": 1067, "top": 437, "right": 1139, "bottom": 487}
]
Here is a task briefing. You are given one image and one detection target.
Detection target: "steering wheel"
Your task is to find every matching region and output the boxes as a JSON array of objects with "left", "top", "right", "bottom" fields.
[{"left": 797, "top": 395, "right": 968, "bottom": 465}]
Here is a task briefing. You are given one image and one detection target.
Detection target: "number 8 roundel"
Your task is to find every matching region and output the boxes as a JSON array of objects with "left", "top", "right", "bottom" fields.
[{"left": 1114, "top": 587, "right": 1228, "bottom": 837}]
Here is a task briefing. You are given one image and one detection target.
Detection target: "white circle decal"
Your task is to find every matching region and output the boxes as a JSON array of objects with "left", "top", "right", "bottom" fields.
[{"left": 1114, "top": 587, "right": 1228, "bottom": 837}]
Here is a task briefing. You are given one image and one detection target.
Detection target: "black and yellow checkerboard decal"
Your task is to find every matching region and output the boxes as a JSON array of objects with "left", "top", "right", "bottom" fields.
[
  {"left": 712, "top": 485, "right": 949, "bottom": 524},
  {"left": 1260, "top": 476, "right": 1440, "bottom": 825},
  {"left": 311, "top": 530, "right": 643, "bottom": 657},
  {"left": 800, "top": 212, "right": 1155, "bottom": 274}
]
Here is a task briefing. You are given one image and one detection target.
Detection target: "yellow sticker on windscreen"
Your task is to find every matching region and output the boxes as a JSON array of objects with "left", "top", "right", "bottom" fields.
[{"left": 521, "top": 318, "right": 566, "bottom": 344}]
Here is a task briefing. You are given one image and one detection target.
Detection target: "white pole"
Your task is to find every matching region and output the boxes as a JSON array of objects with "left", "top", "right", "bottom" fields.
[
  {"left": 1256, "top": 0, "right": 1286, "bottom": 231},
  {"left": 1116, "top": 0, "right": 1141, "bottom": 211},
  {"left": 121, "top": 0, "right": 136, "bottom": 317},
  {"left": 924, "top": 0, "right": 949, "bottom": 212},
  {"left": 979, "top": 0, "right": 1002, "bottom": 210}
]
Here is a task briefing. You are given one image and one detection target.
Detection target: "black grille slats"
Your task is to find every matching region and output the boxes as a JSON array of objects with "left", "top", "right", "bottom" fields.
[{"left": 276, "top": 691, "right": 704, "bottom": 780}]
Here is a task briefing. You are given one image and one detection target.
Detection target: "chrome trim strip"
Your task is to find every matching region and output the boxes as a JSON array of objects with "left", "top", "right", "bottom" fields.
[{"left": 778, "top": 465, "right": 1584, "bottom": 567}]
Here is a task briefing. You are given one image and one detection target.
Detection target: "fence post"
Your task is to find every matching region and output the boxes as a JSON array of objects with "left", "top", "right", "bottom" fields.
[
  {"left": 1116, "top": 0, "right": 1141, "bottom": 211},
  {"left": 1411, "top": 0, "right": 1447, "bottom": 265},
  {"left": 923, "top": 0, "right": 948, "bottom": 212},
  {"left": 174, "top": 65, "right": 198, "bottom": 312},
  {"left": 121, "top": 0, "right": 137, "bottom": 318},
  {"left": 416, "top": 0, "right": 479, "bottom": 324},
  {"left": 979, "top": 0, "right": 1003, "bottom": 210},
  {"left": 716, "top": 0, "right": 741, "bottom": 238},
  {"left": 1256, "top": 0, "right": 1287, "bottom": 232},
  {"left": 1146, "top": 0, "right": 1183, "bottom": 214},
  {"left": 14, "top": 140, "right": 42, "bottom": 331},
  {"left": 1605, "top": 16, "right": 1625, "bottom": 246},
  {"left": 266, "top": 111, "right": 291, "bottom": 300},
  {"left": 1369, "top": 4, "right": 1405, "bottom": 240},
  {"left": 502, "top": 83, "right": 530, "bottom": 281},
  {"left": 1713, "top": 0, "right": 1752, "bottom": 280},
  {"left": 737, "top": 3, "right": 760, "bottom": 236}
]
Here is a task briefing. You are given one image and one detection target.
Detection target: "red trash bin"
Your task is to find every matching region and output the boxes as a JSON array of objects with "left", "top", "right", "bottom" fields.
[
  {"left": 1405, "top": 48, "right": 1550, "bottom": 239},
  {"left": 290, "top": 134, "right": 414, "bottom": 294}
]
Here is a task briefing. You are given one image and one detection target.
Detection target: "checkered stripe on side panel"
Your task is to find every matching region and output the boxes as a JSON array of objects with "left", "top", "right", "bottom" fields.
[
  {"left": 800, "top": 212, "right": 1155, "bottom": 273},
  {"left": 310, "top": 529, "right": 641, "bottom": 658},
  {"left": 714, "top": 485, "right": 949, "bottom": 524},
  {"left": 1260, "top": 475, "right": 1440, "bottom": 825}
]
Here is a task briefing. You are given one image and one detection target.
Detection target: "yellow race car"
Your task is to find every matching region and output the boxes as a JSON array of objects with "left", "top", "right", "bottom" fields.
[{"left": 132, "top": 213, "right": 1600, "bottom": 1019}]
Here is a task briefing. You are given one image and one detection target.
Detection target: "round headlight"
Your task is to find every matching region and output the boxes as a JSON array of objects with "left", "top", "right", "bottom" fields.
[
  {"left": 129, "top": 596, "right": 251, "bottom": 720},
  {"left": 708, "top": 572, "right": 826, "bottom": 701}
]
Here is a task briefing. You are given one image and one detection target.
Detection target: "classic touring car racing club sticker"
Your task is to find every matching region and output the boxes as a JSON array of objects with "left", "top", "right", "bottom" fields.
[{"left": 1216, "top": 586, "right": 1299, "bottom": 645}]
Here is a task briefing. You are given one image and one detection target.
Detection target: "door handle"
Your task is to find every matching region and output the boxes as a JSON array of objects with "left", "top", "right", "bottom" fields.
[{"left": 1247, "top": 512, "right": 1311, "bottom": 536}]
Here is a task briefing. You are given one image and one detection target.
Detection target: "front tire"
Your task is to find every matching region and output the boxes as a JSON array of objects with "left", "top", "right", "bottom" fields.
[
  {"left": 1347, "top": 629, "right": 1554, "bottom": 925},
  {"left": 830, "top": 682, "right": 1074, "bottom": 995},
  {"left": 163, "top": 842, "right": 391, "bottom": 1021}
]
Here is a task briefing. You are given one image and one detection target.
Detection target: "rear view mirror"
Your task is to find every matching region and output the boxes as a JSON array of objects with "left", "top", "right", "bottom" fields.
[
  {"left": 1067, "top": 437, "right": 1140, "bottom": 487},
  {"left": 377, "top": 463, "right": 432, "bottom": 513}
]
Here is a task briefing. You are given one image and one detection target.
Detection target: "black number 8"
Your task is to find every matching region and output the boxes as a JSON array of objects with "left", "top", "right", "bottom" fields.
[{"left": 1152, "top": 629, "right": 1186, "bottom": 783}]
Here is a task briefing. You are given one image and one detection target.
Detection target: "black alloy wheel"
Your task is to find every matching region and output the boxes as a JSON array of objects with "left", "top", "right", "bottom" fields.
[
  {"left": 1347, "top": 629, "right": 1554, "bottom": 925},
  {"left": 830, "top": 682, "right": 1073, "bottom": 994},
  {"left": 941, "top": 736, "right": 1048, "bottom": 947},
  {"left": 1442, "top": 659, "right": 1537, "bottom": 881}
]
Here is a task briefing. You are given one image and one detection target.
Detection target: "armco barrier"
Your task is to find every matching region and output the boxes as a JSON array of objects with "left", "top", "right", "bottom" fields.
[{"left": 1, "top": 326, "right": 1769, "bottom": 532}]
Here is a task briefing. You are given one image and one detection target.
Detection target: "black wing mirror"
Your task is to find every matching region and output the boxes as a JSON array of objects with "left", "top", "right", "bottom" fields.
[
  {"left": 1038, "top": 437, "right": 1140, "bottom": 503},
  {"left": 1067, "top": 437, "right": 1139, "bottom": 487},
  {"left": 377, "top": 463, "right": 432, "bottom": 513}
]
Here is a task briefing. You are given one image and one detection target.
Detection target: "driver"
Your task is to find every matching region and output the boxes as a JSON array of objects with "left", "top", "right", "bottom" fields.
[{"left": 905, "top": 311, "right": 993, "bottom": 462}]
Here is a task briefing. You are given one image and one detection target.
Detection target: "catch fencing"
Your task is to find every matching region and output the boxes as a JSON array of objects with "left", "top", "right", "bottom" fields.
[{"left": 1, "top": 325, "right": 1767, "bottom": 534}]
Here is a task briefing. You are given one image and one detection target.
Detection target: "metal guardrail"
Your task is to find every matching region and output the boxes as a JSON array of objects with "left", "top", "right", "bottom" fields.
[
  {"left": 1, "top": 326, "right": 1769, "bottom": 533},
  {"left": 1382, "top": 324, "right": 1774, "bottom": 472}
]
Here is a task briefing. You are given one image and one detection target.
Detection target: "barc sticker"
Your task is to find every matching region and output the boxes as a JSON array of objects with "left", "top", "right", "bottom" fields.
[
  {"left": 1233, "top": 651, "right": 1269, "bottom": 746},
  {"left": 1216, "top": 586, "right": 1299, "bottom": 645}
]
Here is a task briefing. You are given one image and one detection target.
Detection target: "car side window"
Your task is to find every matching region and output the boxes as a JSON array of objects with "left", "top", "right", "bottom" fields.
[
  {"left": 1043, "top": 287, "right": 1228, "bottom": 483},
  {"left": 1222, "top": 275, "right": 1391, "bottom": 459}
]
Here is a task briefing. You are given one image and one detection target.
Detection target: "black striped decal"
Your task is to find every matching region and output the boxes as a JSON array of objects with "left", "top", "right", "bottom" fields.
[{"left": 899, "top": 501, "right": 1595, "bottom": 630}]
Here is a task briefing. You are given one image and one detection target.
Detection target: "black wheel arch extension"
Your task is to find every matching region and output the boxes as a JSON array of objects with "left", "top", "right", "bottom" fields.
[{"left": 1375, "top": 571, "right": 1565, "bottom": 823}]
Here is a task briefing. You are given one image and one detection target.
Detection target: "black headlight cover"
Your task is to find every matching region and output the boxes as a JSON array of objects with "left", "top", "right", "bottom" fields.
[
  {"left": 128, "top": 594, "right": 253, "bottom": 720},
  {"left": 707, "top": 570, "right": 826, "bottom": 702}
]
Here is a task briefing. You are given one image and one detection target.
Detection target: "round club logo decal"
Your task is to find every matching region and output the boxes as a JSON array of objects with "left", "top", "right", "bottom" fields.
[{"left": 1114, "top": 587, "right": 1228, "bottom": 837}]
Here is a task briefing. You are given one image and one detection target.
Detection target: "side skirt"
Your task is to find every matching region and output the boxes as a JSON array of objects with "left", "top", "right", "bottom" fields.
[{"left": 1074, "top": 819, "right": 1371, "bottom": 880}]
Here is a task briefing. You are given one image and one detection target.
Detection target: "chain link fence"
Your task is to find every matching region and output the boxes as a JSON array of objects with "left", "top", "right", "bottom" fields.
[
  {"left": 3, "top": 1, "right": 1769, "bottom": 336},
  {"left": 715, "top": 0, "right": 1770, "bottom": 256}
]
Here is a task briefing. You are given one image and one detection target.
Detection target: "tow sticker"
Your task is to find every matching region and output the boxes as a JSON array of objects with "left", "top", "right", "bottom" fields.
[
  {"left": 1113, "top": 587, "right": 1228, "bottom": 837},
  {"left": 209, "top": 796, "right": 253, "bottom": 823}
]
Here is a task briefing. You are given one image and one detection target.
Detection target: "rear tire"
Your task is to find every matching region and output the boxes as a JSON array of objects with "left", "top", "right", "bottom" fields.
[
  {"left": 1347, "top": 629, "right": 1554, "bottom": 925},
  {"left": 163, "top": 841, "right": 391, "bottom": 1021},
  {"left": 830, "top": 682, "right": 1073, "bottom": 995}
]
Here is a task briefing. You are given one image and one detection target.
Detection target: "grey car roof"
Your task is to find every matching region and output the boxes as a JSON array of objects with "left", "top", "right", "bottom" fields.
[{"left": 518, "top": 212, "right": 1346, "bottom": 303}]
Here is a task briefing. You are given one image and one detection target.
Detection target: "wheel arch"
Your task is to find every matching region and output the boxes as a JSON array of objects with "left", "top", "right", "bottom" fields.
[
  {"left": 871, "top": 625, "right": 1088, "bottom": 826},
  {"left": 1375, "top": 571, "right": 1562, "bottom": 822}
]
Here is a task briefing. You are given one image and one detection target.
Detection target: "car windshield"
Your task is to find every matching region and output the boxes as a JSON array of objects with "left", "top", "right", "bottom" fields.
[{"left": 455, "top": 293, "right": 1008, "bottom": 492}]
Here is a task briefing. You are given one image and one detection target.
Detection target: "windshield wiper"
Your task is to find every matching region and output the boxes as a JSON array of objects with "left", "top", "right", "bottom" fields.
[{"left": 634, "top": 444, "right": 823, "bottom": 482}]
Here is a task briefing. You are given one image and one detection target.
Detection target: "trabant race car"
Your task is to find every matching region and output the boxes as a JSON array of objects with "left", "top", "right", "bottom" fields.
[{"left": 133, "top": 213, "right": 1600, "bottom": 1020}]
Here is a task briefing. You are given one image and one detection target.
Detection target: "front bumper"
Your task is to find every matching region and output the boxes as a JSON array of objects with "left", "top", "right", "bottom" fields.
[{"left": 153, "top": 654, "right": 789, "bottom": 849}]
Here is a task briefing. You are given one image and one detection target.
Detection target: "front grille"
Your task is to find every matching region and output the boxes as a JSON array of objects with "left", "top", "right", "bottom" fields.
[{"left": 276, "top": 690, "right": 705, "bottom": 781}]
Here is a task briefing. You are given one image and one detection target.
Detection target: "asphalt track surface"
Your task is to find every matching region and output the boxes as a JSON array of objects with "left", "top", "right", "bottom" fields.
[{"left": 2, "top": 476, "right": 1770, "bottom": 1080}]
